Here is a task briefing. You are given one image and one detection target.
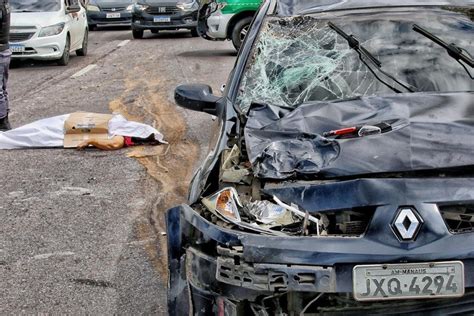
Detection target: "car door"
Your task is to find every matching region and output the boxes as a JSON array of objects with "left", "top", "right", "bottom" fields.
[{"left": 64, "top": 0, "right": 84, "bottom": 50}]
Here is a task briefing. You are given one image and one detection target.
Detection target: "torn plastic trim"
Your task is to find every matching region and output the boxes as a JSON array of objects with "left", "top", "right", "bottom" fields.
[
  {"left": 186, "top": 246, "right": 338, "bottom": 296},
  {"left": 215, "top": 253, "right": 337, "bottom": 293},
  {"left": 273, "top": 195, "right": 320, "bottom": 235}
]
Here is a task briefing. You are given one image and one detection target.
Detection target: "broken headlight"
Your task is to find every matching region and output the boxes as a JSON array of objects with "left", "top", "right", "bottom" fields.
[
  {"left": 202, "top": 188, "right": 242, "bottom": 222},
  {"left": 201, "top": 187, "right": 325, "bottom": 236}
]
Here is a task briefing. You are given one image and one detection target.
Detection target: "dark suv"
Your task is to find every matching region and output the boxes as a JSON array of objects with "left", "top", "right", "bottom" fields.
[
  {"left": 131, "top": 0, "right": 199, "bottom": 38},
  {"left": 86, "top": 0, "right": 135, "bottom": 30},
  {"left": 168, "top": 0, "right": 474, "bottom": 314}
]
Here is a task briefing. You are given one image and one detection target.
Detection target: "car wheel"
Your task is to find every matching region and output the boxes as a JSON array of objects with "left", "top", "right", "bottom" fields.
[
  {"left": 76, "top": 29, "right": 88, "bottom": 56},
  {"left": 231, "top": 16, "right": 252, "bottom": 51},
  {"left": 132, "top": 29, "right": 144, "bottom": 39},
  {"left": 89, "top": 24, "right": 97, "bottom": 31},
  {"left": 190, "top": 28, "right": 199, "bottom": 37},
  {"left": 57, "top": 35, "right": 71, "bottom": 66}
]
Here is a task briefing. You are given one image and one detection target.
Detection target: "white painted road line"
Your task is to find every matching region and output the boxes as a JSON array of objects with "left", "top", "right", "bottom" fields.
[
  {"left": 118, "top": 40, "right": 130, "bottom": 47},
  {"left": 71, "top": 64, "right": 97, "bottom": 78}
]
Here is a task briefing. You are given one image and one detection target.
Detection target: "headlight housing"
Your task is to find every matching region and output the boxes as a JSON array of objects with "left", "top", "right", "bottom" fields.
[
  {"left": 126, "top": 4, "right": 133, "bottom": 11},
  {"left": 202, "top": 188, "right": 242, "bottom": 222},
  {"left": 177, "top": 0, "right": 198, "bottom": 11},
  {"left": 133, "top": 4, "right": 149, "bottom": 11},
  {"left": 87, "top": 5, "right": 100, "bottom": 12},
  {"left": 38, "top": 23, "right": 65, "bottom": 38}
]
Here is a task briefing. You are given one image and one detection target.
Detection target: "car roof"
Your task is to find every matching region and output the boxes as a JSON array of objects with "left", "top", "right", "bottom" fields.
[{"left": 275, "top": 0, "right": 474, "bottom": 16}]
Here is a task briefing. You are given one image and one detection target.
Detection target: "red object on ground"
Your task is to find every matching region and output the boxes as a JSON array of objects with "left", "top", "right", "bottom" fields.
[
  {"left": 324, "top": 126, "right": 358, "bottom": 137},
  {"left": 123, "top": 136, "right": 135, "bottom": 147}
]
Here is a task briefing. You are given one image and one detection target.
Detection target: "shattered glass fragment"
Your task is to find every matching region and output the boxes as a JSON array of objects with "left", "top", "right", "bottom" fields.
[
  {"left": 244, "top": 200, "right": 296, "bottom": 226},
  {"left": 236, "top": 16, "right": 369, "bottom": 112}
]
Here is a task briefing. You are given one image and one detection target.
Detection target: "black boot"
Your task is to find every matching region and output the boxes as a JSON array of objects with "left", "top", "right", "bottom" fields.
[{"left": 0, "top": 114, "right": 11, "bottom": 131}]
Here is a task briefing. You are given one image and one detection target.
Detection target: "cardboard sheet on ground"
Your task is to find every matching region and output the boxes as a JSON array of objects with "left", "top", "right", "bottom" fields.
[{"left": 0, "top": 112, "right": 166, "bottom": 149}]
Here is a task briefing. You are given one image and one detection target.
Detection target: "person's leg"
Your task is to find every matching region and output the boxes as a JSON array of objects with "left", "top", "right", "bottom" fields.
[{"left": 0, "top": 54, "right": 11, "bottom": 131}]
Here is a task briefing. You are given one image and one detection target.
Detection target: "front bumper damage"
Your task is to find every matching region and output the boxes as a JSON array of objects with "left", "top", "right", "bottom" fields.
[{"left": 167, "top": 203, "right": 474, "bottom": 315}]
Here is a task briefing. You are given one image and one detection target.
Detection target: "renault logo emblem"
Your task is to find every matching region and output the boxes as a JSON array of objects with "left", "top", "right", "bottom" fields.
[{"left": 391, "top": 207, "right": 423, "bottom": 241}]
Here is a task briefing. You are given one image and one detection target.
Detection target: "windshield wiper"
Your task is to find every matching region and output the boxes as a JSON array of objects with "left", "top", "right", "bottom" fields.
[
  {"left": 14, "top": 10, "right": 40, "bottom": 12},
  {"left": 327, "top": 21, "right": 418, "bottom": 93},
  {"left": 413, "top": 24, "right": 474, "bottom": 79}
]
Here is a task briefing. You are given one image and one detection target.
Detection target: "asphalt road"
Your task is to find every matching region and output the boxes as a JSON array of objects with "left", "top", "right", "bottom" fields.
[{"left": 0, "top": 27, "right": 235, "bottom": 314}]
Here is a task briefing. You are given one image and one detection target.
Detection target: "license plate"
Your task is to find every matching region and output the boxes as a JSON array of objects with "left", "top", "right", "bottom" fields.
[
  {"left": 353, "top": 261, "right": 464, "bottom": 301},
  {"left": 10, "top": 44, "right": 25, "bottom": 53},
  {"left": 106, "top": 12, "right": 121, "bottom": 18},
  {"left": 153, "top": 16, "right": 170, "bottom": 23}
]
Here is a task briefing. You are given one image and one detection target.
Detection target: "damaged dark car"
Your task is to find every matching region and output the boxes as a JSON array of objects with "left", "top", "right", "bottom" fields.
[{"left": 167, "top": 0, "right": 474, "bottom": 314}]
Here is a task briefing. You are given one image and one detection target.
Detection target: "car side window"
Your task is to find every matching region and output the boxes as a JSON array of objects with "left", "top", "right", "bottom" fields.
[{"left": 65, "top": 0, "right": 79, "bottom": 7}]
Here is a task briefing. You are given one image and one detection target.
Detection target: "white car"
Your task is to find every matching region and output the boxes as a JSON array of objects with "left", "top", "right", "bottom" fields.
[{"left": 10, "top": 0, "right": 88, "bottom": 66}]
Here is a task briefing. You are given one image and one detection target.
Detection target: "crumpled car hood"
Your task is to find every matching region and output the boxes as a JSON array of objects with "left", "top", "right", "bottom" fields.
[{"left": 244, "top": 92, "right": 474, "bottom": 179}]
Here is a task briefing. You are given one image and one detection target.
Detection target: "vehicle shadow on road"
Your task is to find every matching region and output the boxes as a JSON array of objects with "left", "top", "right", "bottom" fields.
[
  {"left": 178, "top": 49, "right": 237, "bottom": 58},
  {"left": 9, "top": 59, "right": 81, "bottom": 69},
  {"left": 144, "top": 31, "right": 189, "bottom": 39},
  {"left": 93, "top": 25, "right": 131, "bottom": 32}
]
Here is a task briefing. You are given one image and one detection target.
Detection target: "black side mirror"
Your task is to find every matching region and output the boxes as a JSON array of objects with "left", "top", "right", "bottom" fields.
[
  {"left": 175, "top": 84, "right": 220, "bottom": 115},
  {"left": 66, "top": 4, "right": 81, "bottom": 13}
]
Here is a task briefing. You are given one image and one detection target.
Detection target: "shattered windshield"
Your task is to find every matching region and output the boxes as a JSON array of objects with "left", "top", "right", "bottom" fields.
[{"left": 236, "top": 8, "right": 474, "bottom": 112}]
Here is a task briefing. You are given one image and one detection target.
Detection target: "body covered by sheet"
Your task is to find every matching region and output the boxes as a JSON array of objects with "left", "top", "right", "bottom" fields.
[
  {"left": 244, "top": 92, "right": 474, "bottom": 179},
  {"left": 0, "top": 113, "right": 166, "bottom": 149}
]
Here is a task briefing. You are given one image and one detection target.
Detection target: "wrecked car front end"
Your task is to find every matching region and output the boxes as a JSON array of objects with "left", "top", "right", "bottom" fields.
[
  {"left": 167, "top": 93, "right": 474, "bottom": 315},
  {"left": 167, "top": 1, "right": 474, "bottom": 314}
]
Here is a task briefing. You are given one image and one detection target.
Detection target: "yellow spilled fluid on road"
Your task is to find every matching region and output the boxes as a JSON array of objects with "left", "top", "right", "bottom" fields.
[{"left": 108, "top": 75, "right": 200, "bottom": 279}]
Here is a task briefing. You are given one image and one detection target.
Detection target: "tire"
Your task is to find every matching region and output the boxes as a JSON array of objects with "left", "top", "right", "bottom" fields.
[
  {"left": 57, "top": 35, "right": 71, "bottom": 66},
  {"left": 76, "top": 29, "right": 88, "bottom": 56},
  {"left": 89, "top": 24, "right": 97, "bottom": 31},
  {"left": 132, "top": 29, "right": 144, "bottom": 39},
  {"left": 190, "top": 28, "right": 199, "bottom": 37},
  {"left": 231, "top": 16, "right": 252, "bottom": 51}
]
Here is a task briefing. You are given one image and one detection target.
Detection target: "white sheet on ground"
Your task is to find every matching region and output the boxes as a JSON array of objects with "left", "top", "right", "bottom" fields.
[{"left": 0, "top": 113, "right": 166, "bottom": 149}]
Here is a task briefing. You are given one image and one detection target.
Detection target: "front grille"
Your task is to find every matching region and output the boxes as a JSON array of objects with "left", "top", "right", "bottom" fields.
[
  {"left": 101, "top": 6, "right": 127, "bottom": 12},
  {"left": 9, "top": 32, "right": 35, "bottom": 42},
  {"left": 321, "top": 206, "right": 377, "bottom": 236},
  {"left": 146, "top": 6, "right": 179, "bottom": 14},
  {"left": 439, "top": 204, "right": 474, "bottom": 234},
  {"left": 10, "top": 32, "right": 35, "bottom": 42}
]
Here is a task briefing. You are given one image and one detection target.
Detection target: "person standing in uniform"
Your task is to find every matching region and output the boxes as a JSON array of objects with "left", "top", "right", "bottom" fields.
[{"left": 0, "top": 0, "right": 10, "bottom": 131}]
